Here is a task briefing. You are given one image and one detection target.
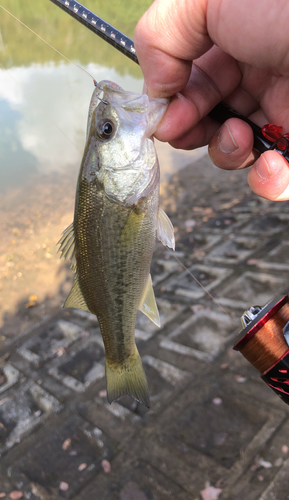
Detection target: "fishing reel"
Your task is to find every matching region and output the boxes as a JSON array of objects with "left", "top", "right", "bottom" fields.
[{"left": 234, "top": 295, "right": 289, "bottom": 404}]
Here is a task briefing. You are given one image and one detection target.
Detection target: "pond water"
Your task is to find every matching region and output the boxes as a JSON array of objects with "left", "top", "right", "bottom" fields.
[{"left": 0, "top": 0, "right": 206, "bottom": 339}]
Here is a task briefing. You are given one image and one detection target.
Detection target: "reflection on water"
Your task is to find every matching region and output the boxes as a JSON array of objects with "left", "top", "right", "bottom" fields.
[
  {"left": 0, "top": 96, "right": 38, "bottom": 188},
  {"left": 0, "top": 0, "right": 206, "bottom": 339},
  {"left": 0, "top": 62, "right": 144, "bottom": 188}
]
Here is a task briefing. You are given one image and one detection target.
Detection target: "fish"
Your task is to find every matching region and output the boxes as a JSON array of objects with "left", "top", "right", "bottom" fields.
[{"left": 58, "top": 80, "right": 175, "bottom": 407}]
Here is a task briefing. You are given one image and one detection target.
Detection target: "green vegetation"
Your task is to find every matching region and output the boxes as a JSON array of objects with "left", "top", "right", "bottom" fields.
[{"left": 0, "top": 0, "right": 153, "bottom": 76}]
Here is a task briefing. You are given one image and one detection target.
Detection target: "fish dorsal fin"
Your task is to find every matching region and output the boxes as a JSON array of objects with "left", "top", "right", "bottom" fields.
[
  {"left": 57, "top": 222, "right": 77, "bottom": 271},
  {"left": 157, "top": 208, "right": 175, "bottom": 250},
  {"left": 139, "top": 274, "right": 160, "bottom": 327},
  {"left": 64, "top": 276, "right": 90, "bottom": 312}
]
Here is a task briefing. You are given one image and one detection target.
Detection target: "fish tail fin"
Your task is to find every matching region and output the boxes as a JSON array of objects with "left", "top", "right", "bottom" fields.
[{"left": 105, "top": 346, "right": 150, "bottom": 408}]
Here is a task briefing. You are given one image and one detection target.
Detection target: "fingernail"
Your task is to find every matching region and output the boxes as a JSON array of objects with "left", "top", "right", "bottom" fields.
[
  {"left": 255, "top": 156, "right": 272, "bottom": 181},
  {"left": 218, "top": 123, "right": 239, "bottom": 154}
]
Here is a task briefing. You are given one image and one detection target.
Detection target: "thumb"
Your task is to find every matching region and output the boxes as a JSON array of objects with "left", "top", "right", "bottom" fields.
[{"left": 248, "top": 151, "right": 289, "bottom": 201}]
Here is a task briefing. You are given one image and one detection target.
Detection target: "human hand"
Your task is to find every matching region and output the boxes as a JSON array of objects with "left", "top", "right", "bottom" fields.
[{"left": 134, "top": 0, "right": 289, "bottom": 201}]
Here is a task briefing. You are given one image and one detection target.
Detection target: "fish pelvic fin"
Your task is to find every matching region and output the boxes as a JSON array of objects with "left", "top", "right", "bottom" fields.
[
  {"left": 106, "top": 346, "right": 150, "bottom": 408},
  {"left": 157, "top": 207, "right": 175, "bottom": 250},
  {"left": 64, "top": 276, "right": 90, "bottom": 312},
  {"left": 139, "top": 274, "right": 160, "bottom": 327}
]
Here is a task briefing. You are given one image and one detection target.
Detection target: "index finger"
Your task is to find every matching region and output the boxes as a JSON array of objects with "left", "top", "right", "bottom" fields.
[{"left": 134, "top": 0, "right": 212, "bottom": 97}]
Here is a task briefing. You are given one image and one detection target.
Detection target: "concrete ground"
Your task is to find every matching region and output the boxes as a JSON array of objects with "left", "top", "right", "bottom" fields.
[{"left": 1, "top": 154, "right": 289, "bottom": 499}]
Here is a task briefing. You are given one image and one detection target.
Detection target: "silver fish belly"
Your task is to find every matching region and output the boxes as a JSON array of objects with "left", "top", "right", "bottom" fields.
[{"left": 58, "top": 81, "right": 175, "bottom": 407}]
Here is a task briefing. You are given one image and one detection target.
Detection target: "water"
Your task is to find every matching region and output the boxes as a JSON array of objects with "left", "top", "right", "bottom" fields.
[
  {"left": 0, "top": 61, "right": 144, "bottom": 189},
  {"left": 0, "top": 0, "right": 206, "bottom": 338}
]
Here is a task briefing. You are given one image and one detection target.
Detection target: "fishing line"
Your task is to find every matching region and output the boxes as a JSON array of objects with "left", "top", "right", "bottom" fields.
[
  {"left": 172, "top": 252, "right": 239, "bottom": 324},
  {"left": 0, "top": 4, "right": 238, "bottom": 322},
  {"left": 0, "top": 4, "right": 95, "bottom": 82},
  {"left": 0, "top": 62, "right": 82, "bottom": 154}
]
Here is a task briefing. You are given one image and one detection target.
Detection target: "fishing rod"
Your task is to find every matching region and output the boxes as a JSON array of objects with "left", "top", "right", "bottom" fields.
[
  {"left": 49, "top": 0, "right": 289, "bottom": 406},
  {"left": 48, "top": 0, "right": 138, "bottom": 63},
  {"left": 49, "top": 0, "right": 289, "bottom": 160}
]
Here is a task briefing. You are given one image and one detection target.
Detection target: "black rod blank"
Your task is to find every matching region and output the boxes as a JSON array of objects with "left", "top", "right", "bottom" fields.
[{"left": 49, "top": 0, "right": 138, "bottom": 64}]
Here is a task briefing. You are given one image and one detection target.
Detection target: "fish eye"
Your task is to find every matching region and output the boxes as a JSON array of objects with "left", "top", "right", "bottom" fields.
[{"left": 96, "top": 119, "right": 115, "bottom": 140}]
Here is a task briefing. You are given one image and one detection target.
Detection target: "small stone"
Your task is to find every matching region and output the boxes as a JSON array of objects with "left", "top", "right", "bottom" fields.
[
  {"left": 190, "top": 305, "right": 204, "bottom": 313},
  {"left": 62, "top": 438, "right": 71, "bottom": 450},
  {"left": 200, "top": 482, "right": 222, "bottom": 500},
  {"left": 59, "top": 482, "right": 69, "bottom": 491},
  {"left": 184, "top": 219, "right": 196, "bottom": 229},
  {"left": 99, "top": 389, "right": 107, "bottom": 398},
  {"left": 220, "top": 364, "right": 228, "bottom": 370},
  {"left": 9, "top": 493, "right": 23, "bottom": 500},
  {"left": 259, "top": 458, "right": 272, "bottom": 469},
  {"left": 282, "top": 445, "right": 288, "bottom": 454},
  {"left": 212, "top": 398, "right": 222, "bottom": 406},
  {"left": 25, "top": 300, "right": 37, "bottom": 308},
  {"left": 55, "top": 346, "right": 66, "bottom": 357},
  {"left": 235, "top": 374, "right": 247, "bottom": 383},
  {"left": 78, "top": 463, "right": 87, "bottom": 471},
  {"left": 257, "top": 475, "right": 264, "bottom": 482},
  {"left": 225, "top": 252, "right": 237, "bottom": 258},
  {"left": 0, "top": 494, "right": 6, "bottom": 498},
  {"left": 274, "top": 457, "right": 283, "bottom": 467},
  {"left": 101, "top": 459, "right": 111, "bottom": 473}
]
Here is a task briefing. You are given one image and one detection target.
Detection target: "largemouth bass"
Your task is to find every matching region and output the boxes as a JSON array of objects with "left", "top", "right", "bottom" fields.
[{"left": 58, "top": 81, "right": 175, "bottom": 407}]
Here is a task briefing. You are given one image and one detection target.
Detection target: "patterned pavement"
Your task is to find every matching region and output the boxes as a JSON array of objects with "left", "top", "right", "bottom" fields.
[{"left": 1, "top": 154, "right": 289, "bottom": 499}]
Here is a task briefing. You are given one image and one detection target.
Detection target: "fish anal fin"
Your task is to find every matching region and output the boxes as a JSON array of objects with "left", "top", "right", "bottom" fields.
[
  {"left": 106, "top": 346, "right": 150, "bottom": 408},
  {"left": 157, "top": 207, "right": 175, "bottom": 250},
  {"left": 64, "top": 276, "right": 90, "bottom": 312},
  {"left": 139, "top": 274, "right": 160, "bottom": 327}
]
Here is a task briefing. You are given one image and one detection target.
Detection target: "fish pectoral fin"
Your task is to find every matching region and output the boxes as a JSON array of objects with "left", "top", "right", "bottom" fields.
[
  {"left": 106, "top": 346, "right": 150, "bottom": 408},
  {"left": 57, "top": 222, "right": 77, "bottom": 271},
  {"left": 139, "top": 274, "right": 160, "bottom": 327},
  {"left": 119, "top": 208, "right": 145, "bottom": 250},
  {"left": 157, "top": 207, "right": 175, "bottom": 250},
  {"left": 64, "top": 276, "right": 90, "bottom": 312}
]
